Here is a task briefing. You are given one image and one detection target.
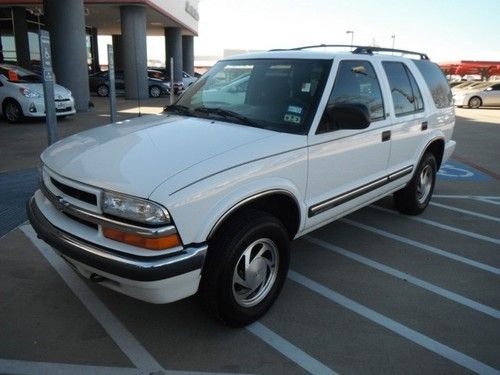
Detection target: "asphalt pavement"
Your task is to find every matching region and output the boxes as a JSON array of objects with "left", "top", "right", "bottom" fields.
[{"left": 0, "top": 103, "right": 499, "bottom": 374}]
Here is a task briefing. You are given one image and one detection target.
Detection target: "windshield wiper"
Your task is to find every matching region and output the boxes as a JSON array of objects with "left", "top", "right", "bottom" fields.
[
  {"left": 193, "top": 107, "right": 258, "bottom": 127},
  {"left": 164, "top": 104, "right": 192, "bottom": 116}
]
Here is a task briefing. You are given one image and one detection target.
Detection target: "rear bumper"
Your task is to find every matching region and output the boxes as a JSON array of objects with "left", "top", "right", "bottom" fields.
[{"left": 27, "top": 195, "right": 207, "bottom": 293}]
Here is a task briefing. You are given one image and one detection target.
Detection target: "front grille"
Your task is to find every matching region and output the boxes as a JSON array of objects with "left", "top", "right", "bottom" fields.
[
  {"left": 51, "top": 178, "right": 97, "bottom": 205},
  {"left": 55, "top": 98, "right": 70, "bottom": 102},
  {"left": 63, "top": 212, "right": 98, "bottom": 230}
]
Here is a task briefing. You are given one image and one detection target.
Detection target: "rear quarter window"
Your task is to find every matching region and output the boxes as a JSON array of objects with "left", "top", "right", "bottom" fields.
[{"left": 413, "top": 60, "right": 453, "bottom": 108}]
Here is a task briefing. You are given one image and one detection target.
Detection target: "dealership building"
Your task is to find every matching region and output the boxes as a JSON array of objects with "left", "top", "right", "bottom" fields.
[{"left": 0, "top": 0, "right": 199, "bottom": 110}]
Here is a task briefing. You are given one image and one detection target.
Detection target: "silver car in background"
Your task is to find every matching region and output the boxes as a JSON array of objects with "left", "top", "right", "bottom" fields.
[
  {"left": 453, "top": 82, "right": 500, "bottom": 108},
  {"left": 0, "top": 64, "right": 75, "bottom": 123}
]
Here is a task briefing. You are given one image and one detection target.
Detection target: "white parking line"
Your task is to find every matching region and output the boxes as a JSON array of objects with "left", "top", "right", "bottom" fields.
[
  {"left": 0, "top": 358, "right": 248, "bottom": 375},
  {"left": 475, "top": 197, "right": 500, "bottom": 207},
  {"left": 371, "top": 206, "right": 500, "bottom": 246},
  {"left": 288, "top": 271, "right": 499, "bottom": 375},
  {"left": 247, "top": 323, "right": 337, "bottom": 375},
  {"left": 429, "top": 202, "right": 500, "bottom": 223},
  {"left": 341, "top": 219, "right": 500, "bottom": 276},
  {"left": 304, "top": 236, "right": 500, "bottom": 319},
  {"left": 0, "top": 359, "right": 139, "bottom": 375},
  {"left": 20, "top": 224, "right": 334, "bottom": 375},
  {"left": 20, "top": 225, "right": 165, "bottom": 374},
  {"left": 433, "top": 195, "right": 500, "bottom": 199}
]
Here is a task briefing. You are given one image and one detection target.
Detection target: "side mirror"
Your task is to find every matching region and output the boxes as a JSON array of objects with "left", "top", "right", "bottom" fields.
[{"left": 326, "top": 103, "right": 371, "bottom": 130}]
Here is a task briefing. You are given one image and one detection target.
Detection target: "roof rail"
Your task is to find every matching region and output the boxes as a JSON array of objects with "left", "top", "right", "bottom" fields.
[
  {"left": 268, "top": 44, "right": 429, "bottom": 60},
  {"left": 352, "top": 46, "right": 429, "bottom": 60}
]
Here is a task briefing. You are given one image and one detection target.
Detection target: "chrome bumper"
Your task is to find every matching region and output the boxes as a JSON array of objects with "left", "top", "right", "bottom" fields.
[{"left": 27, "top": 196, "right": 207, "bottom": 282}]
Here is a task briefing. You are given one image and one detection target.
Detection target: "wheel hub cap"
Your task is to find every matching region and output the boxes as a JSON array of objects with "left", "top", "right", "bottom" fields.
[
  {"left": 232, "top": 238, "right": 279, "bottom": 307},
  {"left": 417, "top": 165, "right": 432, "bottom": 204}
]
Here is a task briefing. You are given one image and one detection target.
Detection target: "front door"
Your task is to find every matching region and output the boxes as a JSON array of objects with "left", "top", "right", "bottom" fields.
[{"left": 306, "top": 58, "right": 392, "bottom": 230}]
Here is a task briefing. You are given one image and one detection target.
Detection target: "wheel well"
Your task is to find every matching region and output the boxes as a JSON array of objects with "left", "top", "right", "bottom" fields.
[
  {"left": 425, "top": 139, "right": 445, "bottom": 169},
  {"left": 209, "top": 192, "right": 301, "bottom": 241},
  {"left": 2, "top": 97, "right": 18, "bottom": 109}
]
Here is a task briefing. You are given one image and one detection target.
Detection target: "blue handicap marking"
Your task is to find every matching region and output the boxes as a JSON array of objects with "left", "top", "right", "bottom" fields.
[{"left": 437, "top": 160, "right": 493, "bottom": 181}]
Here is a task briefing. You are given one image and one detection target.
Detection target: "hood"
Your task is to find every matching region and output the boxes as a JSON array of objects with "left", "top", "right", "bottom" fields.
[
  {"left": 17, "top": 82, "right": 71, "bottom": 98},
  {"left": 41, "top": 114, "right": 276, "bottom": 198}
]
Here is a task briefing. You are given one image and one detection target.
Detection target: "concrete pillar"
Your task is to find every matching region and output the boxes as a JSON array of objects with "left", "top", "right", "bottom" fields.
[
  {"left": 120, "top": 6, "right": 148, "bottom": 100},
  {"left": 182, "top": 35, "right": 194, "bottom": 76},
  {"left": 89, "top": 27, "right": 100, "bottom": 73},
  {"left": 44, "top": 0, "right": 90, "bottom": 111},
  {"left": 111, "top": 35, "right": 124, "bottom": 71},
  {"left": 12, "top": 7, "right": 31, "bottom": 69},
  {"left": 165, "top": 27, "right": 182, "bottom": 83}
]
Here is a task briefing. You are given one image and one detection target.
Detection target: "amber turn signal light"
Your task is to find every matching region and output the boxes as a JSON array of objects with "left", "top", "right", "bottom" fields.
[{"left": 102, "top": 227, "right": 182, "bottom": 250}]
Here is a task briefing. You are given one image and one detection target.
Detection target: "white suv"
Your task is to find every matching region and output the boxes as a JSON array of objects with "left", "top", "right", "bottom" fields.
[
  {"left": 0, "top": 64, "right": 75, "bottom": 123},
  {"left": 28, "top": 46, "right": 455, "bottom": 326}
]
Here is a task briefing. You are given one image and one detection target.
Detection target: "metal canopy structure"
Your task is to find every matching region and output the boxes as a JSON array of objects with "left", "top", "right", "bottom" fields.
[{"left": 439, "top": 61, "right": 500, "bottom": 79}]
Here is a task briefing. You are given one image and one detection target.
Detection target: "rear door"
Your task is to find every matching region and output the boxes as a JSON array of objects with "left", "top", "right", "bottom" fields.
[
  {"left": 381, "top": 61, "right": 426, "bottom": 175},
  {"left": 482, "top": 83, "right": 500, "bottom": 106}
]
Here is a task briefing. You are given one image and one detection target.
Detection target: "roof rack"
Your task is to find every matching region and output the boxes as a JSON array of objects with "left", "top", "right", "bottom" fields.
[{"left": 268, "top": 44, "right": 429, "bottom": 60}]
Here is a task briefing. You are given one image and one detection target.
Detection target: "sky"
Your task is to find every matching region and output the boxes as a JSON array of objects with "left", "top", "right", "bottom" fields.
[{"left": 191, "top": 0, "right": 500, "bottom": 63}]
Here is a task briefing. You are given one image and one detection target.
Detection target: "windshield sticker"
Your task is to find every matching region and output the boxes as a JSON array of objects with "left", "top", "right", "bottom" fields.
[
  {"left": 287, "top": 105, "right": 303, "bottom": 114},
  {"left": 284, "top": 113, "right": 301, "bottom": 124},
  {"left": 301, "top": 82, "right": 311, "bottom": 92}
]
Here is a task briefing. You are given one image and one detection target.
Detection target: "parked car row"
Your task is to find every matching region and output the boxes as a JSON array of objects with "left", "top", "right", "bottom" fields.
[
  {"left": 451, "top": 80, "right": 500, "bottom": 108},
  {"left": 89, "top": 70, "right": 171, "bottom": 98},
  {"left": 0, "top": 63, "right": 75, "bottom": 123}
]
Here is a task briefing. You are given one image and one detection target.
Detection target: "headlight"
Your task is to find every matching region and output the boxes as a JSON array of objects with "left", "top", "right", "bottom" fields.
[
  {"left": 102, "top": 191, "right": 170, "bottom": 225},
  {"left": 19, "top": 87, "right": 41, "bottom": 98}
]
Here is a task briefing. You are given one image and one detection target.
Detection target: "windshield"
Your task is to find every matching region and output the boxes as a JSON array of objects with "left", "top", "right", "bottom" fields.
[
  {"left": 174, "top": 58, "right": 332, "bottom": 134},
  {"left": 0, "top": 65, "right": 42, "bottom": 83}
]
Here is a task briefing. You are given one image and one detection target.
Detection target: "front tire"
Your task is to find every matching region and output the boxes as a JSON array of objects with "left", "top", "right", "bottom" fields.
[
  {"left": 149, "top": 85, "right": 162, "bottom": 98},
  {"left": 468, "top": 96, "right": 481, "bottom": 109},
  {"left": 3, "top": 99, "right": 24, "bottom": 123},
  {"left": 393, "top": 152, "right": 437, "bottom": 215},
  {"left": 97, "top": 84, "right": 109, "bottom": 97},
  {"left": 199, "top": 209, "right": 290, "bottom": 327}
]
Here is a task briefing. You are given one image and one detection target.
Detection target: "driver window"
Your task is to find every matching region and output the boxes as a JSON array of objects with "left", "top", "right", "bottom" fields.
[{"left": 317, "top": 60, "right": 384, "bottom": 134}]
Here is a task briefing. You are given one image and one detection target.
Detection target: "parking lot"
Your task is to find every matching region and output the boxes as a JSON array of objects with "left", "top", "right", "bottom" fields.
[{"left": 0, "top": 104, "right": 499, "bottom": 374}]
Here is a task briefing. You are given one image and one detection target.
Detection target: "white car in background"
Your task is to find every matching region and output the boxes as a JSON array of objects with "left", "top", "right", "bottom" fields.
[
  {"left": 453, "top": 81, "right": 500, "bottom": 108},
  {"left": 0, "top": 64, "right": 75, "bottom": 123}
]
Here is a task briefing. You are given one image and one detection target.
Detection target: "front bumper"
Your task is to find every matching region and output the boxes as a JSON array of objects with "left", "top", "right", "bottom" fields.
[
  {"left": 27, "top": 196, "right": 207, "bottom": 302},
  {"left": 21, "top": 97, "right": 76, "bottom": 118}
]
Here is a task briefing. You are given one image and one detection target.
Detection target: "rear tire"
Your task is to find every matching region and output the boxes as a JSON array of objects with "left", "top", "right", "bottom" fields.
[
  {"left": 198, "top": 209, "right": 290, "bottom": 327},
  {"left": 3, "top": 99, "right": 24, "bottom": 123},
  {"left": 393, "top": 152, "right": 437, "bottom": 215},
  {"left": 468, "top": 96, "right": 481, "bottom": 109}
]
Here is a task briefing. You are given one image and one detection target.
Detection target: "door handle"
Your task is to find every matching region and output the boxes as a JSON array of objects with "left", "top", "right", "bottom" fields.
[{"left": 382, "top": 130, "right": 391, "bottom": 142}]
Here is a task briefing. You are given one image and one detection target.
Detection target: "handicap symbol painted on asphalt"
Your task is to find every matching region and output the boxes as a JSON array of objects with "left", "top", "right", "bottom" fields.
[{"left": 437, "top": 160, "right": 492, "bottom": 181}]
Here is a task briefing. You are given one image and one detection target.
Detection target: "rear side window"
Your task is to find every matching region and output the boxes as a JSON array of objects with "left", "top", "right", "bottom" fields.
[
  {"left": 413, "top": 60, "right": 453, "bottom": 108},
  {"left": 383, "top": 62, "right": 424, "bottom": 116}
]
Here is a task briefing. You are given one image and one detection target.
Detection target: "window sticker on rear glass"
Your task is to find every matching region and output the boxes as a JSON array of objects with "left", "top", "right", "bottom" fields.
[
  {"left": 284, "top": 113, "right": 301, "bottom": 124},
  {"left": 287, "top": 105, "right": 303, "bottom": 114},
  {"left": 301, "top": 82, "right": 311, "bottom": 92}
]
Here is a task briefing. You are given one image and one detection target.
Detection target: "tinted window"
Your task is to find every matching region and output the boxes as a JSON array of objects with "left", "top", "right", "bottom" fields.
[
  {"left": 383, "top": 62, "right": 423, "bottom": 116},
  {"left": 317, "top": 60, "right": 384, "bottom": 133},
  {"left": 490, "top": 84, "right": 500, "bottom": 91},
  {"left": 413, "top": 60, "right": 453, "bottom": 108}
]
